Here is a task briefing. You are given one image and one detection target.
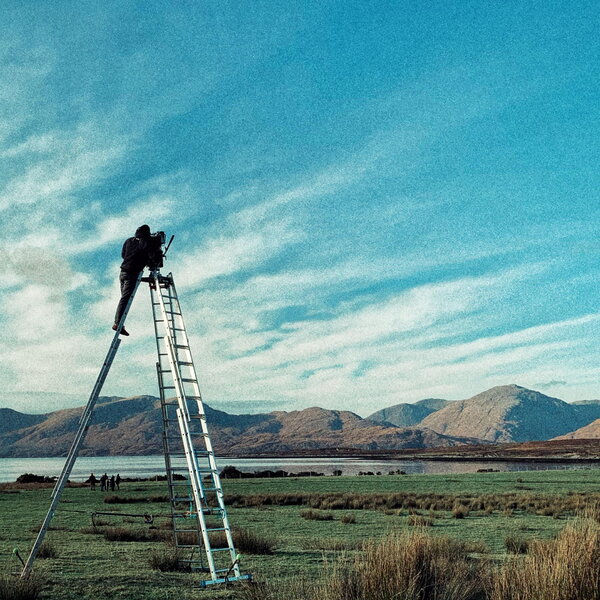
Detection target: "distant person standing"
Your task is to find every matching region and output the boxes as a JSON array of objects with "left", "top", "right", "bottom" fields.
[
  {"left": 100, "top": 473, "right": 108, "bottom": 492},
  {"left": 110, "top": 475, "right": 116, "bottom": 491},
  {"left": 115, "top": 474, "right": 121, "bottom": 490},
  {"left": 112, "top": 225, "right": 153, "bottom": 337},
  {"left": 88, "top": 473, "right": 97, "bottom": 491}
]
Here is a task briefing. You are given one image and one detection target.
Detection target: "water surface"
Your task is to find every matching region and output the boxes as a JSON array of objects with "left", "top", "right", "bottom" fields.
[{"left": 1, "top": 455, "right": 598, "bottom": 483}]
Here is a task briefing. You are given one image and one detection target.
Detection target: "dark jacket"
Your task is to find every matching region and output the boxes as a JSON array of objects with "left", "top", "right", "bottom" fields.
[{"left": 120, "top": 226, "right": 151, "bottom": 274}]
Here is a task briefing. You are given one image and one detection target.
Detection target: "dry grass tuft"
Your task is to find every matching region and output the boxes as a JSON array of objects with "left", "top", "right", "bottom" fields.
[
  {"left": 453, "top": 503, "right": 470, "bottom": 519},
  {"left": 36, "top": 542, "right": 58, "bottom": 559},
  {"left": 147, "top": 549, "right": 190, "bottom": 572},
  {"left": 320, "top": 531, "right": 484, "bottom": 600},
  {"left": 103, "top": 527, "right": 165, "bottom": 542},
  {"left": 490, "top": 519, "right": 600, "bottom": 600},
  {"left": 504, "top": 535, "right": 529, "bottom": 554},
  {"left": 234, "top": 527, "right": 275, "bottom": 555},
  {"left": 0, "top": 574, "right": 43, "bottom": 600},
  {"left": 407, "top": 514, "right": 434, "bottom": 527}
]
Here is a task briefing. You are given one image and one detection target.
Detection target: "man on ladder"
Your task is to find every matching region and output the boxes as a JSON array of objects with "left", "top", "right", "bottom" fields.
[
  {"left": 113, "top": 224, "right": 160, "bottom": 336},
  {"left": 22, "top": 228, "right": 250, "bottom": 587}
]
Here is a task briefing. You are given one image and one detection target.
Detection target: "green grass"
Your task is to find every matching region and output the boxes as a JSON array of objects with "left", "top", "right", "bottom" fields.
[{"left": 1, "top": 469, "right": 600, "bottom": 599}]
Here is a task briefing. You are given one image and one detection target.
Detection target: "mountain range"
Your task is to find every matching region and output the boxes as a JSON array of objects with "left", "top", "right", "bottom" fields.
[{"left": 2, "top": 384, "right": 600, "bottom": 457}]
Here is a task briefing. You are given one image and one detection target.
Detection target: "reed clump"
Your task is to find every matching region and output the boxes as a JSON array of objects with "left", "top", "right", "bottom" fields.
[
  {"left": 489, "top": 519, "right": 600, "bottom": 600},
  {"left": 0, "top": 574, "right": 43, "bottom": 600},
  {"left": 299, "top": 509, "right": 334, "bottom": 521},
  {"left": 504, "top": 535, "right": 529, "bottom": 554},
  {"left": 226, "top": 490, "right": 593, "bottom": 518},
  {"left": 147, "top": 549, "right": 190, "bottom": 572},
  {"left": 239, "top": 519, "right": 600, "bottom": 600},
  {"left": 320, "top": 532, "right": 484, "bottom": 600},
  {"left": 36, "top": 542, "right": 58, "bottom": 559}
]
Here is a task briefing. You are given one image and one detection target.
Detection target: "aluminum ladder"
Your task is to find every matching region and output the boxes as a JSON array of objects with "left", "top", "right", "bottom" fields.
[
  {"left": 148, "top": 271, "right": 250, "bottom": 587},
  {"left": 21, "top": 269, "right": 250, "bottom": 588}
]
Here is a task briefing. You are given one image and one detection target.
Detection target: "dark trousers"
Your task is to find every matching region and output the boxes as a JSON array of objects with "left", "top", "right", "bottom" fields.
[{"left": 114, "top": 270, "right": 139, "bottom": 326}]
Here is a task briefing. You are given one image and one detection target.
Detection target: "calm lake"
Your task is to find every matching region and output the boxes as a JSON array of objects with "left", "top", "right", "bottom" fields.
[{"left": 1, "top": 455, "right": 599, "bottom": 483}]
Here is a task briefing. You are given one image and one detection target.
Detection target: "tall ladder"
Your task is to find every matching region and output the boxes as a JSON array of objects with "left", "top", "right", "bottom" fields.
[
  {"left": 147, "top": 270, "right": 249, "bottom": 586},
  {"left": 21, "top": 269, "right": 250, "bottom": 588}
]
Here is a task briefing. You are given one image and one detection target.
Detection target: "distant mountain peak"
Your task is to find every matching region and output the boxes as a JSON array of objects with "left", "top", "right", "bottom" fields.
[{"left": 421, "top": 385, "right": 599, "bottom": 443}]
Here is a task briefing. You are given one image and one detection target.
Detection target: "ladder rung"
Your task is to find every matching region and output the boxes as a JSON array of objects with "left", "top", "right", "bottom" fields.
[
  {"left": 206, "top": 527, "right": 227, "bottom": 532},
  {"left": 175, "top": 344, "right": 190, "bottom": 349},
  {"left": 181, "top": 378, "right": 198, "bottom": 383},
  {"left": 209, "top": 548, "right": 232, "bottom": 553}
]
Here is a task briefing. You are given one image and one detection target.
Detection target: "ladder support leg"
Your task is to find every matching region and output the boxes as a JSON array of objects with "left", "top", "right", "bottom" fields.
[{"left": 21, "top": 272, "right": 143, "bottom": 578}]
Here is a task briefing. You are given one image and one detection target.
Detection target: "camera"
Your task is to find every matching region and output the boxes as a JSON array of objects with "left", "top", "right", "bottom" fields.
[{"left": 147, "top": 231, "right": 166, "bottom": 269}]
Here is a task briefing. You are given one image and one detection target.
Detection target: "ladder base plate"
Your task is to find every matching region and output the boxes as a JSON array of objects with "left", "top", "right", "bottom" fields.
[{"left": 199, "top": 574, "right": 252, "bottom": 588}]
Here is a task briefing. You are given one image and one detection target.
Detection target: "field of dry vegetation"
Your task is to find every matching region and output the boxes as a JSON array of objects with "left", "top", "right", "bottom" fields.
[{"left": 2, "top": 468, "right": 600, "bottom": 599}]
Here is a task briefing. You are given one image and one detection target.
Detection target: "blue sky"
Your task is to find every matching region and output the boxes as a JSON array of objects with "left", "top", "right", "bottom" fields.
[{"left": 1, "top": 2, "right": 599, "bottom": 416}]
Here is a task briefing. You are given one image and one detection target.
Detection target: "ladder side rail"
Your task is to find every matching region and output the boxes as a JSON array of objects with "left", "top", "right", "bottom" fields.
[
  {"left": 165, "top": 282, "right": 179, "bottom": 351},
  {"left": 167, "top": 276, "right": 240, "bottom": 576},
  {"left": 52, "top": 338, "right": 121, "bottom": 499},
  {"left": 175, "top": 407, "right": 217, "bottom": 579},
  {"left": 153, "top": 274, "right": 192, "bottom": 422},
  {"left": 22, "top": 272, "right": 143, "bottom": 578},
  {"left": 52, "top": 272, "right": 144, "bottom": 497},
  {"left": 166, "top": 276, "right": 206, "bottom": 416},
  {"left": 156, "top": 362, "right": 176, "bottom": 495}
]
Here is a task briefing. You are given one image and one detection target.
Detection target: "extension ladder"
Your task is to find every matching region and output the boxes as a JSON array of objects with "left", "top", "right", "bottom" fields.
[
  {"left": 149, "top": 272, "right": 249, "bottom": 586},
  {"left": 21, "top": 269, "right": 250, "bottom": 588}
]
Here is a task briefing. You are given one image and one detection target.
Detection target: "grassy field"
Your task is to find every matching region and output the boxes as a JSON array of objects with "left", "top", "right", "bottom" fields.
[{"left": 2, "top": 468, "right": 600, "bottom": 599}]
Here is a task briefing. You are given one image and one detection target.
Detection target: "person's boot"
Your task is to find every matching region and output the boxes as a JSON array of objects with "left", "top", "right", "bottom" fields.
[{"left": 112, "top": 324, "right": 130, "bottom": 336}]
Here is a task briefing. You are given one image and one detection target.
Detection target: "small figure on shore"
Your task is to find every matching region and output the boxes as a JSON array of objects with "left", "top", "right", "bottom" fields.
[
  {"left": 115, "top": 474, "right": 121, "bottom": 490},
  {"left": 100, "top": 473, "right": 108, "bottom": 492},
  {"left": 88, "top": 473, "right": 97, "bottom": 491},
  {"left": 110, "top": 475, "right": 116, "bottom": 491}
]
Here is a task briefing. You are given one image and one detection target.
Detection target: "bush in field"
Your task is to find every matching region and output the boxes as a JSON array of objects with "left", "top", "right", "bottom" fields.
[
  {"left": 148, "top": 549, "right": 190, "bottom": 572},
  {"left": 340, "top": 513, "right": 356, "bottom": 524},
  {"left": 0, "top": 574, "right": 43, "bottom": 600},
  {"left": 36, "top": 542, "right": 58, "bottom": 559}
]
